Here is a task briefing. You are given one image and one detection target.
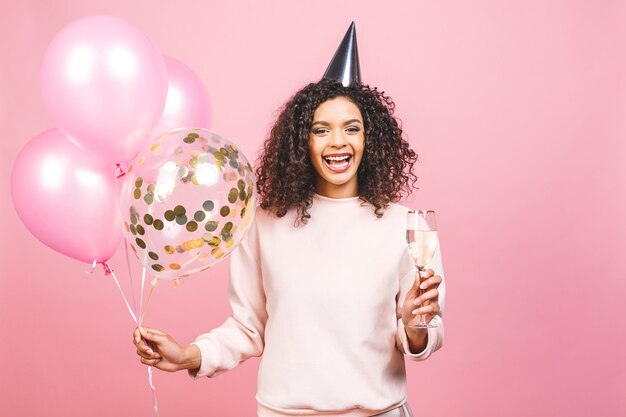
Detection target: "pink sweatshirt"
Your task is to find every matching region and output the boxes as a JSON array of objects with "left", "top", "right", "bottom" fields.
[{"left": 189, "top": 193, "right": 446, "bottom": 416}]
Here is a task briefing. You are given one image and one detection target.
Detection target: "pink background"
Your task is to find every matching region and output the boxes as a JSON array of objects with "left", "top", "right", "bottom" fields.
[{"left": 1, "top": 1, "right": 625, "bottom": 416}]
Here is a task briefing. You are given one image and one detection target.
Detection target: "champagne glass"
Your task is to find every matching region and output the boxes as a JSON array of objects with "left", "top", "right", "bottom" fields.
[{"left": 406, "top": 210, "right": 438, "bottom": 329}]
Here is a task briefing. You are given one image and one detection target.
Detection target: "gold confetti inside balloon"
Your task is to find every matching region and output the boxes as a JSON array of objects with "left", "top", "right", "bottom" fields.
[{"left": 120, "top": 128, "right": 257, "bottom": 280}]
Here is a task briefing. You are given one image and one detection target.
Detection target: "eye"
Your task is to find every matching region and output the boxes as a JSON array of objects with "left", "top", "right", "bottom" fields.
[
  {"left": 346, "top": 126, "right": 360, "bottom": 133},
  {"left": 312, "top": 128, "right": 329, "bottom": 135}
]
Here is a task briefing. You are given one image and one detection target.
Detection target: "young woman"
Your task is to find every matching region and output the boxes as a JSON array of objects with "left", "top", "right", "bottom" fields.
[{"left": 133, "top": 79, "right": 445, "bottom": 417}]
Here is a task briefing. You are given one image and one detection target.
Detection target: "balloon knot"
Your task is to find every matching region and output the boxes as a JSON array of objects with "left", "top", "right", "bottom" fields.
[
  {"left": 101, "top": 262, "right": 113, "bottom": 276},
  {"left": 115, "top": 164, "right": 126, "bottom": 179}
]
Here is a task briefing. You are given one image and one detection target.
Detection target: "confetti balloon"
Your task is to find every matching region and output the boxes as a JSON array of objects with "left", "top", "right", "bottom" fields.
[{"left": 120, "top": 128, "right": 257, "bottom": 280}]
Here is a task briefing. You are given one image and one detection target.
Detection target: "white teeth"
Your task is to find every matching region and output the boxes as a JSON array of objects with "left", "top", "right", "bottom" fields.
[{"left": 324, "top": 155, "right": 350, "bottom": 161}]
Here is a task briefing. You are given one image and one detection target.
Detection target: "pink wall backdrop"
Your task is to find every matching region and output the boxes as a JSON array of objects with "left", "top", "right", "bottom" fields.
[{"left": 1, "top": 1, "right": 625, "bottom": 416}]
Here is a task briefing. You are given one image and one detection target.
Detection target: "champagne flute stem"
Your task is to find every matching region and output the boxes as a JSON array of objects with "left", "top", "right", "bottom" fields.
[{"left": 417, "top": 266, "right": 427, "bottom": 327}]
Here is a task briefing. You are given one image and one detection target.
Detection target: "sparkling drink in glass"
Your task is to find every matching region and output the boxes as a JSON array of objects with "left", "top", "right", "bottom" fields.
[{"left": 406, "top": 210, "right": 438, "bottom": 329}]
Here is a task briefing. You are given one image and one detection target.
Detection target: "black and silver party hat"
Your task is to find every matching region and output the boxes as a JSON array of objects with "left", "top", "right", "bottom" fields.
[{"left": 322, "top": 22, "right": 361, "bottom": 86}]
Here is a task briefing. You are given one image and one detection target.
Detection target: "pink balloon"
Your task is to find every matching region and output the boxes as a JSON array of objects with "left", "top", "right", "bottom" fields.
[
  {"left": 11, "top": 129, "right": 122, "bottom": 263},
  {"left": 40, "top": 15, "right": 167, "bottom": 164},
  {"left": 150, "top": 57, "right": 212, "bottom": 136}
]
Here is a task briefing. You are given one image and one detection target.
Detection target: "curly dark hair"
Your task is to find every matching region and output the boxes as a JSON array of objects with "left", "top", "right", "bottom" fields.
[{"left": 255, "top": 79, "right": 418, "bottom": 226}]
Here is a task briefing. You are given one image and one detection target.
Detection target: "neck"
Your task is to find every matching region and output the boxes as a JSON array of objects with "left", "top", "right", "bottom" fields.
[{"left": 315, "top": 179, "right": 358, "bottom": 199}]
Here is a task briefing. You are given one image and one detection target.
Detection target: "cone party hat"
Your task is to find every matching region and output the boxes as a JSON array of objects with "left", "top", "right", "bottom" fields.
[{"left": 322, "top": 22, "right": 361, "bottom": 86}]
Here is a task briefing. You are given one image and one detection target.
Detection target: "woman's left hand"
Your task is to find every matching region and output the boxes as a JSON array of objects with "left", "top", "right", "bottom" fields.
[{"left": 401, "top": 268, "right": 442, "bottom": 327}]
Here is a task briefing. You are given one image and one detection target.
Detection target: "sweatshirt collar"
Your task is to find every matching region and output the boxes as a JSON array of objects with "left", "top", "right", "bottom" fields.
[{"left": 313, "top": 193, "right": 363, "bottom": 206}]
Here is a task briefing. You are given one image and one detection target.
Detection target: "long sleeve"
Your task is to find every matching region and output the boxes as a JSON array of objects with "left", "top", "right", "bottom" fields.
[
  {"left": 188, "top": 221, "right": 268, "bottom": 379},
  {"left": 395, "top": 235, "right": 446, "bottom": 361}
]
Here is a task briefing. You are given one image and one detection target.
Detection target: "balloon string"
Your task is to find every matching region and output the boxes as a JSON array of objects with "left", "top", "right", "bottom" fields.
[
  {"left": 96, "top": 243, "right": 160, "bottom": 415},
  {"left": 136, "top": 269, "right": 159, "bottom": 417},
  {"left": 122, "top": 240, "right": 138, "bottom": 316},
  {"left": 142, "top": 278, "right": 159, "bottom": 417},
  {"left": 102, "top": 262, "right": 138, "bottom": 324},
  {"left": 149, "top": 366, "right": 159, "bottom": 417},
  {"left": 101, "top": 161, "right": 159, "bottom": 417},
  {"left": 139, "top": 265, "right": 147, "bottom": 326},
  {"left": 113, "top": 162, "right": 137, "bottom": 316},
  {"left": 113, "top": 166, "right": 155, "bottom": 415},
  {"left": 85, "top": 260, "right": 98, "bottom": 275},
  {"left": 140, "top": 279, "right": 157, "bottom": 326}
]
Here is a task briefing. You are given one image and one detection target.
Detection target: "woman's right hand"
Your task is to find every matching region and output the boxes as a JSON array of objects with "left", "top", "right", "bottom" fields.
[{"left": 133, "top": 327, "right": 201, "bottom": 373}]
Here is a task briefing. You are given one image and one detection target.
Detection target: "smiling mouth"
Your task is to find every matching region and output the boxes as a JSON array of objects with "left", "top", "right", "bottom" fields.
[{"left": 323, "top": 154, "right": 352, "bottom": 172}]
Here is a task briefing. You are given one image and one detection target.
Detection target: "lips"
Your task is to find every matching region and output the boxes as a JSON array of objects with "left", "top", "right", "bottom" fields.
[{"left": 322, "top": 153, "right": 352, "bottom": 173}]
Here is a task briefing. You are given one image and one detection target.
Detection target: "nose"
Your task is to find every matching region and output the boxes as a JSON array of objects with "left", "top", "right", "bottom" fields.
[{"left": 328, "top": 129, "right": 348, "bottom": 148}]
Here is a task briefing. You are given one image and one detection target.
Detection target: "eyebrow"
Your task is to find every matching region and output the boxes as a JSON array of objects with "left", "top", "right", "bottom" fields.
[{"left": 311, "top": 119, "right": 363, "bottom": 127}]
